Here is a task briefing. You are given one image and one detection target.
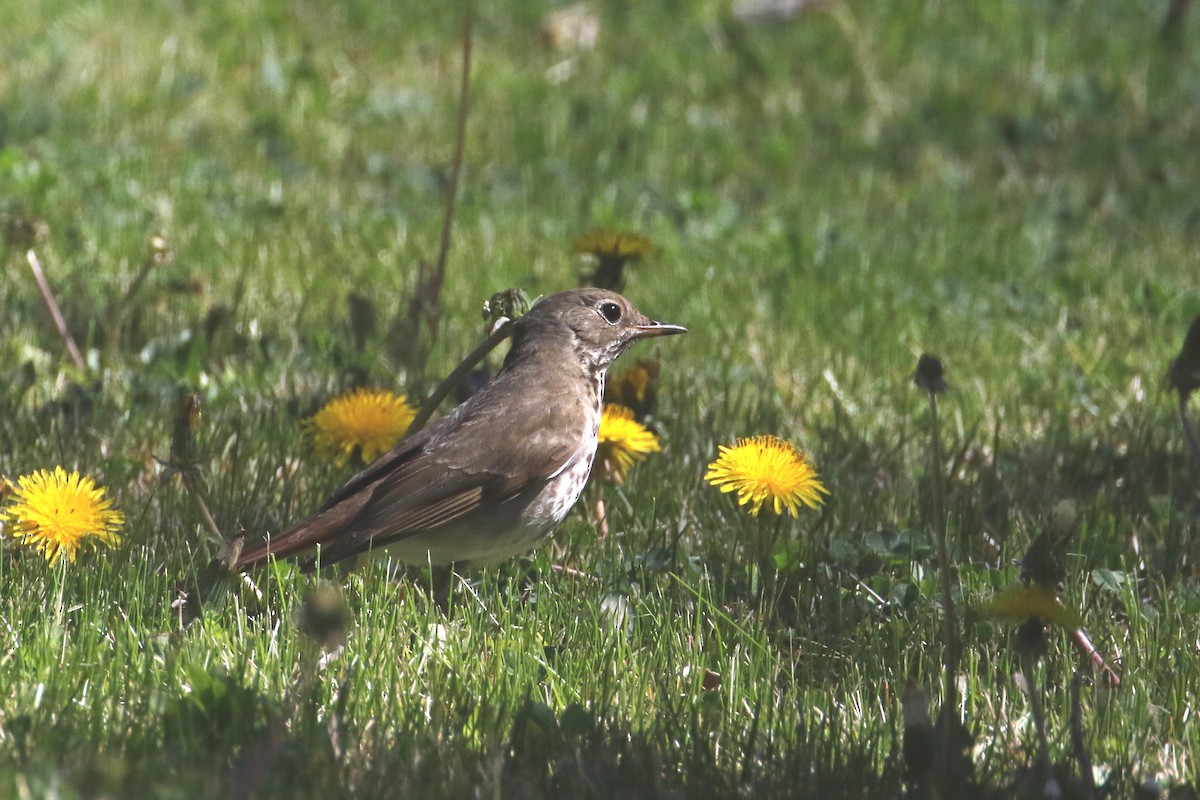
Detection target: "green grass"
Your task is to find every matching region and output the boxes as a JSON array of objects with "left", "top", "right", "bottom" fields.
[{"left": 3, "top": 0, "right": 1200, "bottom": 796}]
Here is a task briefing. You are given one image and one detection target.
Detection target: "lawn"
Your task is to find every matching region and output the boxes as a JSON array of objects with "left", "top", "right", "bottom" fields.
[{"left": 2, "top": 0, "right": 1200, "bottom": 796}]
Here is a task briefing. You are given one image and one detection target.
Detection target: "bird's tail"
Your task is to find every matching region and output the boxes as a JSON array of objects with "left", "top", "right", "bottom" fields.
[{"left": 233, "top": 514, "right": 330, "bottom": 571}]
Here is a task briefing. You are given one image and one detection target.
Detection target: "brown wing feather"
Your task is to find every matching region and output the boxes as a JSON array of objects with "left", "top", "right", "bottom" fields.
[
  {"left": 313, "top": 426, "right": 433, "bottom": 514},
  {"left": 235, "top": 365, "right": 590, "bottom": 570}
]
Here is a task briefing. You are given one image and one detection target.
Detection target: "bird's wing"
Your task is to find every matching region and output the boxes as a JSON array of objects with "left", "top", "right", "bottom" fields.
[
  {"left": 309, "top": 455, "right": 556, "bottom": 565},
  {"left": 318, "top": 395, "right": 584, "bottom": 560},
  {"left": 235, "top": 381, "right": 587, "bottom": 569}
]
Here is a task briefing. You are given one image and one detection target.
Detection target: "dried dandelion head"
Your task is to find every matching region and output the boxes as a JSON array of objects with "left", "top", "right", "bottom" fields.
[{"left": 913, "top": 353, "right": 947, "bottom": 395}]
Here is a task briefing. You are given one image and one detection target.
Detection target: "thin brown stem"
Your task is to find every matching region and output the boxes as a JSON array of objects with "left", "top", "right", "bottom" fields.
[
  {"left": 26, "top": 249, "right": 86, "bottom": 371},
  {"left": 407, "top": 318, "right": 512, "bottom": 436},
  {"left": 399, "top": 0, "right": 476, "bottom": 390},
  {"left": 1070, "top": 626, "right": 1121, "bottom": 688},
  {"left": 433, "top": 0, "right": 475, "bottom": 298},
  {"left": 180, "top": 470, "right": 224, "bottom": 544},
  {"left": 834, "top": 565, "right": 889, "bottom": 612},
  {"left": 550, "top": 563, "right": 600, "bottom": 584},
  {"left": 103, "top": 243, "right": 164, "bottom": 363}
]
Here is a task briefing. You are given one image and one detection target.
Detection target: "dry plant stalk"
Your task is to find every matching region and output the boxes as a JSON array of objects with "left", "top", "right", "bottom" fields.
[
  {"left": 26, "top": 249, "right": 86, "bottom": 371},
  {"left": 407, "top": 316, "right": 512, "bottom": 436},
  {"left": 1070, "top": 671, "right": 1096, "bottom": 800},
  {"left": 398, "top": 0, "right": 476, "bottom": 389}
]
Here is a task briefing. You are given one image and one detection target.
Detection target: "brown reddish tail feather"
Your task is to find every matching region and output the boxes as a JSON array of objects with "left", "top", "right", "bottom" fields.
[
  {"left": 233, "top": 429, "right": 428, "bottom": 571},
  {"left": 233, "top": 501, "right": 365, "bottom": 570}
]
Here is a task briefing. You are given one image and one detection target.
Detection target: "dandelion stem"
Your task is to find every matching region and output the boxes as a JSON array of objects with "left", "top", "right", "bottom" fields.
[
  {"left": 928, "top": 394, "right": 956, "bottom": 638},
  {"left": 1070, "top": 671, "right": 1096, "bottom": 800},
  {"left": 593, "top": 492, "right": 609, "bottom": 538},
  {"left": 408, "top": 317, "right": 512, "bottom": 436},
  {"left": 927, "top": 390, "right": 961, "bottom": 792},
  {"left": 25, "top": 249, "right": 86, "bottom": 372},
  {"left": 53, "top": 559, "right": 68, "bottom": 635},
  {"left": 1023, "top": 650, "right": 1051, "bottom": 775}
]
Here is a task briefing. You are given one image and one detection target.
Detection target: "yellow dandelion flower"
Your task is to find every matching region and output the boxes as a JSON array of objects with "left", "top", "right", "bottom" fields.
[
  {"left": 308, "top": 388, "right": 418, "bottom": 465},
  {"left": 1, "top": 467, "right": 124, "bottom": 567},
  {"left": 595, "top": 404, "right": 661, "bottom": 484},
  {"left": 981, "top": 584, "right": 1083, "bottom": 630},
  {"left": 704, "top": 435, "right": 829, "bottom": 517}
]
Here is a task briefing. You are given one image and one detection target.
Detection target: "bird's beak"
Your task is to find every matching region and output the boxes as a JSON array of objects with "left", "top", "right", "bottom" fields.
[{"left": 633, "top": 320, "right": 687, "bottom": 339}]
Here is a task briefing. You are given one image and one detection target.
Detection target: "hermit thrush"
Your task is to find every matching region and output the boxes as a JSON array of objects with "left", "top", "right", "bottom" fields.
[{"left": 235, "top": 289, "right": 685, "bottom": 570}]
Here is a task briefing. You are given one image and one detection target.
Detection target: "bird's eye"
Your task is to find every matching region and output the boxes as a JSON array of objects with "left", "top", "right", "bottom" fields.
[{"left": 598, "top": 301, "right": 623, "bottom": 324}]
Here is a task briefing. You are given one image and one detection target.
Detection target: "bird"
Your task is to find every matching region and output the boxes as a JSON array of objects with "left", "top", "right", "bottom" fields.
[{"left": 234, "top": 288, "right": 686, "bottom": 572}]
